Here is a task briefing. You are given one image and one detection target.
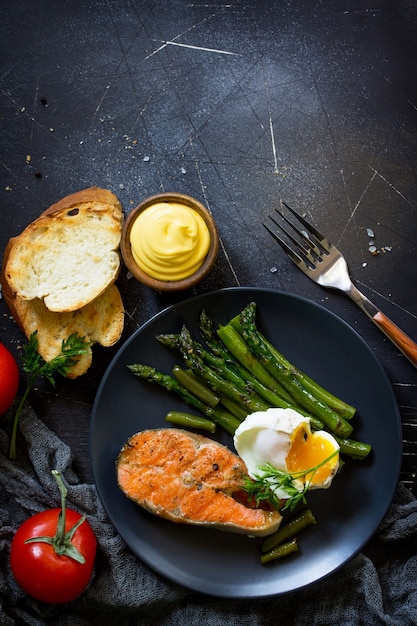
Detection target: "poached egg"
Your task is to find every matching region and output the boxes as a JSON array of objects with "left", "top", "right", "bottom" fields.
[{"left": 233, "top": 407, "right": 340, "bottom": 500}]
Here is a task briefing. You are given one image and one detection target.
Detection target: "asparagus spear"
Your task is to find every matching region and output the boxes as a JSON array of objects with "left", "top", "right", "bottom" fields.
[
  {"left": 165, "top": 410, "right": 216, "bottom": 433},
  {"left": 161, "top": 325, "right": 325, "bottom": 430},
  {"left": 199, "top": 310, "right": 296, "bottom": 407},
  {"left": 127, "top": 364, "right": 240, "bottom": 435},
  {"left": 334, "top": 436, "right": 371, "bottom": 460},
  {"left": 229, "top": 309, "right": 356, "bottom": 420},
  {"left": 172, "top": 365, "right": 220, "bottom": 407},
  {"left": 158, "top": 330, "right": 257, "bottom": 394},
  {"left": 261, "top": 508, "right": 317, "bottom": 554},
  {"left": 216, "top": 393, "right": 248, "bottom": 420},
  {"left": 260, "top": 539, "right": 299, "bottom": 564},
  {"left": 237, "top": 303, "right": 353, "bottom": 439},
  {"left": 216, "top": 323, "right": 282, "bottom": 391},
  {"left": 157, "top": 332, "right": 243, "bottom": 391},
  {"left": 175, "top": 325, "right": 271, "bottom": 415},
  {"left": 157, "top": 331, "right": 257, "bottom": 420},
  {"left": 216, "top": 322, "right": 326, "bottom": 429},
  {"left": 172, "top": 364, "right": 247, "bottom": 420}
]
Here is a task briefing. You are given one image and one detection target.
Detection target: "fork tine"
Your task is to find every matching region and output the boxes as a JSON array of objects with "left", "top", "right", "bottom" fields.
[
  {"left": 267, "top": 213, "right": 317, "bottom": 264},
  {"left": 262, "top": 221, "right": 313, "bottom": 269},
  {"left": 272, "top": 209, "right": 323, "bottom": 259},
  {"left": 280, "top": 201, "right": 331, "bottom": 250},
  {"left": 264, "top": 201, "right": 336, "bottom": 273}
]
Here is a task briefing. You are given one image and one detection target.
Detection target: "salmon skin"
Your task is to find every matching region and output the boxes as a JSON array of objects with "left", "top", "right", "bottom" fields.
[{"left": 116, "top": 428, "right": 282, "bottom": 537}]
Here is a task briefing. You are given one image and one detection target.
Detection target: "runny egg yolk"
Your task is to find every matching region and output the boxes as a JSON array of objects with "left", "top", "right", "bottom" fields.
[
  {"left": 233, "top": 407, "right": 340, "bottom": 496},
  {"left": 286, "top": 426, "right": 340, "bottom": 487}
]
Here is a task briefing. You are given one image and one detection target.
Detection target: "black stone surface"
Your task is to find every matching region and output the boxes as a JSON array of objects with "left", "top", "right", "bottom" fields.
[{"left": 1, "top": 0, "right": 416, "bottom": 494}]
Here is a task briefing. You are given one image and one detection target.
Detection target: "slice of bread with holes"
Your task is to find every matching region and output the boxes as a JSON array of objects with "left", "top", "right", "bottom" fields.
[
  {"left": 1, "top": 264, "right": 124, "bottom": 379},
  {"left": 3, "top": 186, "right": 123, "bottom": 312},
  {"left": 1, "top": 187, "right": 125, "bottom": 377}
]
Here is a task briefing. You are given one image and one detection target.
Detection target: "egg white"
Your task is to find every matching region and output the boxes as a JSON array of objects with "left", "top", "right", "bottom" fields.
[{"left": 233, "top": 407, "right": 340, "bottom": 499}]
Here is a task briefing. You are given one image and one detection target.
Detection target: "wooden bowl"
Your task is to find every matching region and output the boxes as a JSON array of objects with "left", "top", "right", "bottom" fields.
[{"left": 120, "top": 192, "right": 219, "bottom": 292}]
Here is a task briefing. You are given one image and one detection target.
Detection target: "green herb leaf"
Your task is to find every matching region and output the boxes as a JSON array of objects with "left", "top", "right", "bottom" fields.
[
  {"left": 9, "top": 332, "right": 90, "bottom": 459},
  {"left": 35, "top": 332, "right": 90, "bottom": 384},
  {"left": 243, "top": 450, "right": 339, "bottom": 512}
]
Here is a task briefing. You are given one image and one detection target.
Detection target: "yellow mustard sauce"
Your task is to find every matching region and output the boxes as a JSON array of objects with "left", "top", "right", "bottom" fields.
[{"left": 129, "top": 201, "right": 211, "bottom": 281}]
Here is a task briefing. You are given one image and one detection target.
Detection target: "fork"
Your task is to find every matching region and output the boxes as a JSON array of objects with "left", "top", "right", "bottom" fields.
[{"left": 263, "top": 201, "right": 417, "bottom": 368}]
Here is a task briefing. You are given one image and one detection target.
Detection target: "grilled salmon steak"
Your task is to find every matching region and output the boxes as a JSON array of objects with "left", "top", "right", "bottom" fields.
[{"left": 116, "top": 428, "right": 282, "bottom": 537}]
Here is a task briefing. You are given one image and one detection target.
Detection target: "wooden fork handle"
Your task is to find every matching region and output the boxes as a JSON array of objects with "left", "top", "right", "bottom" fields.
[
  {"left": 373, "top": 311, "right": 417, "bottom": 367},
  {"left": 347, "top": 284, "right": 417, "bottom": 367}
]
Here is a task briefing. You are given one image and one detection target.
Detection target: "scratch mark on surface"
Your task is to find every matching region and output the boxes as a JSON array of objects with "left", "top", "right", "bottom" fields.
[
  {"left": 269, "top": 117, "right": 279, "bottom": 174},
  {"left": 90, "top": 7, "right": 142, "bottom": 126},
  {"left": 382, "top": 75, "right": 417, "bottom": 113},
  {"left": 144, "top": 12, "right": 217, "bottom": 60},
  {"left": 355, "top": 278, "right": 417, "bottom": 320},
  {"left": 187, "top": 133, "right": 240, "bottom": 286},
  {"left": 338, "top": 168, "right": 367, "bottom": 262},
  {"left": 162, "top": 40, "right": 240, "bottom": 56},
  {"left": 337, "top": 169, "right": 377, "bottom": 245},
  {"left": 144, "top": 42, "right": 168, "bottom": 60},
  {"left": 123, "top": 303, "right": 140, "bottom": 328},
  {"left": 262, "top": 64, "right": 281, "bottom": 175},
  {"left": 93, "top": 84, "right": 112, "bottom": 120},
  {"left": 338, "top": 166, "right": 417, "bottom": 320},
  {"left": 370, "top": 167, "right": 417, "bottom": 209},
  {"left": 394, "top": 382, "right": 417, "bottom": 389},
  {"left": 216, "top": 231, "right": 241, "bottom": 285},
  {"left": 339, "top": 165, "right": 416, "bottom": 249},
  {"left": 95, "top": 9, "right": 219, "bottom": 123},
  {"left": 131, "top": 87, "right": 160, "bottom": 130},
  {"left": 336, "top": 8, "right": 380, "bottom": 16}
]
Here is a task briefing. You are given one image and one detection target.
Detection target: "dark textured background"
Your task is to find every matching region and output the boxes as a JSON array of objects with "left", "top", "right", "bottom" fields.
[{"left": 1, "top": 0, "right": 416, "bottom": 498}]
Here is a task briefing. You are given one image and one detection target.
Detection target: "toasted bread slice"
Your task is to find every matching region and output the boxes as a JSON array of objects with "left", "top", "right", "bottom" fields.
[
  {"left": 117, "top": 429, "right": 282, "bottom": 536},
  {"left": 1, "top": 237, "right": 124, "bottom": 378},
  {"left": 3, "top": 187, "right": 123, "bottom": 312},
  {"left": 8, "top": 288, "right": 123, "bottom": 378},
  {"left": 1, "top": 187, "right": 125, "bottom": 377}
]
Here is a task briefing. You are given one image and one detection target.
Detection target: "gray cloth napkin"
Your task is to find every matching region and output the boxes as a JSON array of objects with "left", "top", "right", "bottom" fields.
[{"left": 0, "top": 403, "right": 416, "bottom": 626}]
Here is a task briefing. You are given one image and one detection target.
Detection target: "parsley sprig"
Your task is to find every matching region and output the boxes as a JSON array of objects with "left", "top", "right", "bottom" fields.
[
  {"left": 243, "top": 450, "right": 339, "bottom": 512},
  {"left": 9, "top": 331, "right": 90, "bottom": 459}
]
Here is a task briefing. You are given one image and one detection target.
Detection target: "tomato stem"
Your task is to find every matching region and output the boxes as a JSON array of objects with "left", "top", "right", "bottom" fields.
[
  {"left": 55, "top": 470, "right": 69, "bottom": 545},
  {"left": 24, "top": 470, "right": 86, "bottom": 564}
]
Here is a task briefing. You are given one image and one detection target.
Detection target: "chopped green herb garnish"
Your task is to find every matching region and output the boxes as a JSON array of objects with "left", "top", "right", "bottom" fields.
[
  {"left": 9, "top": 331, "right": 90, "bottom": 459},
  {"left": 243, "top": 450, "right": 339, "bottom": 512}
]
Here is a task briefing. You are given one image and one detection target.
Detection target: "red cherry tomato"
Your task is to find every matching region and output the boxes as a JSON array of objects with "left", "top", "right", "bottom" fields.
[
  {"left": 0, "top": 342, "right": 19, "bottom": 415},
  {"left": 10, "top": 472, "right": 97, "bottom": 604}
]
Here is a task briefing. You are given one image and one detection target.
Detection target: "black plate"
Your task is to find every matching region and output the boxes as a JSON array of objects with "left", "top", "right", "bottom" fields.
[{"left": 90, "top": 287, "right": 402, "bottom": 598}]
